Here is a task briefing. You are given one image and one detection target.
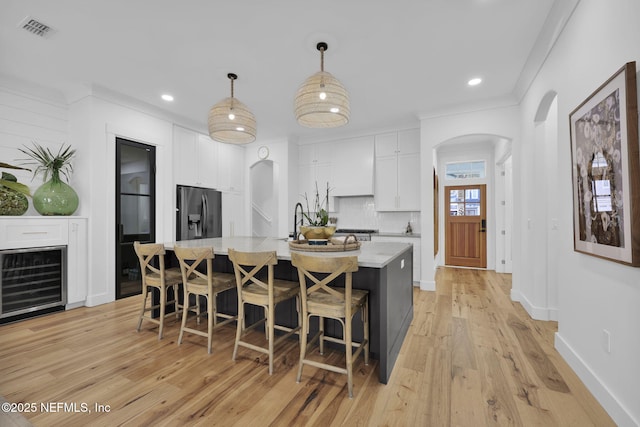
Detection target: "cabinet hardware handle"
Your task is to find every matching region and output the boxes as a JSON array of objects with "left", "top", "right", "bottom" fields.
[{"left": 22, "top": 231, "right": 48, "bottom": 235}]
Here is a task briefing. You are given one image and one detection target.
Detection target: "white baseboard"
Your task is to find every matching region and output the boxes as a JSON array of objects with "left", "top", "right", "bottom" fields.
[
  {"left": 555, "top": 332, "right": 638, "bottom": 427},
  {"left": 84, "top": 292, "right": 113, "bottom": 307},
  {"left": 420, "top": 280, "right": 435, "bottom": 291},
  {"left": 510, "top": 289, "right": 558, "bottom": 321},
  {"left": 65, "top": 301, "right": 85, "bottom": 310}
]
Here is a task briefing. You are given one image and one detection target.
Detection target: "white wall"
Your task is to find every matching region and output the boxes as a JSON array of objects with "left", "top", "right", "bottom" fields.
[
  {"left": 0, "top": 80, "right": 70, "bottom": 213},
  {"left": 420, "top": 105, "right": 521, "bottom": 289},
  {"left": 436, "top": 141, "right": 496, "bottom": 270},
  {"left": 245, "top": 138, "right": 292, "bottom": 238},
  {"left": 517, "top": 0, "right": 640, "bottom": 424},
  {"left": 69, "top": 93, "right": 175, "bottom": 307}
]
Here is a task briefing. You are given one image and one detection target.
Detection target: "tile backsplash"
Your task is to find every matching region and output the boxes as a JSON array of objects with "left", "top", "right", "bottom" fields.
[{"left": 332, "top": 196, "right": 421, "bottom": 234}]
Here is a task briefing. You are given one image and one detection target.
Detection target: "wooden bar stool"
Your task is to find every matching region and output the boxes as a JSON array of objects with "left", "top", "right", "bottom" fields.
[
  {"left": 174, "top": 245, "right": 236, "bottom": 354},
  {"left": 290, "top": 252, "right": 369, "bottom": 398},
  {"left": 134, "top": 241, "right": 182, "bottom": 340},
  {"left": 228, "top": 249, "right": 301, "bottom": 374}
]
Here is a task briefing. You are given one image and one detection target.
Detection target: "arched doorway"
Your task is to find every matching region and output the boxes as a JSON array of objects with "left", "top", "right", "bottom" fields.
[{"left": 250, "top": 160, "right": 279, "bottom": 237}]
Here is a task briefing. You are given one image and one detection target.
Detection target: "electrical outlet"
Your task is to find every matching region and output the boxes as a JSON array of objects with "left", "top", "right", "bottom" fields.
[{"left": 602, "top": 329, "right": 611, "bottom": 353}]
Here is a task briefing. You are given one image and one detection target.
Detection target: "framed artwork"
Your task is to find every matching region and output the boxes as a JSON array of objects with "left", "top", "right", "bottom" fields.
[{"left": 569, "top": 61, "right": 639, "bottom": 266}]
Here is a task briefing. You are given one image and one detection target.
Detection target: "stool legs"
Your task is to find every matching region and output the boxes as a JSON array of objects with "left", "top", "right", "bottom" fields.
[
  {"left": 232, "top": 302, "right": 244, "bottom": 361},
  {"left": 136, "top": 286, "right": 148, "bottom": 332},
  {"left": 178, "top": 289, "right": 189, "bottom": 346}
]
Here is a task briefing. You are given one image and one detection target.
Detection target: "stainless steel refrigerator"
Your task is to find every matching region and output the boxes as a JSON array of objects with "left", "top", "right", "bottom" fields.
[{"left": 176, "top": 185, "right": 222, "bottom": 240}]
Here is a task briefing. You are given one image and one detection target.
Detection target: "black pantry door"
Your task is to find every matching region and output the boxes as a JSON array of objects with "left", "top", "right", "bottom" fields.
[{"left": 115, "top": 138, "right": 156, "bottom": 299}]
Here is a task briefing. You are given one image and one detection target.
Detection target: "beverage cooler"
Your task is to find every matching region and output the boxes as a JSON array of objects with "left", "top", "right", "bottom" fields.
[{"left": 0, "top": 246, "right": 66, "bottom": 322}]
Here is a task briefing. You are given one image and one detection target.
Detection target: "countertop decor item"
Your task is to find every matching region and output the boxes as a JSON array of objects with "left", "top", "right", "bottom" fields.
[
  {"left": 0, "top": 162, "right": 31, "bottom": 216},
  {"left": 294, "top": 41, "right": 350, "bottom": 128},
  {"left": 289, "top": 235, "right": 360, "bottom": 252},
  {"left": 405, "top": 221, "right": 413, "bottom": 234},
  {"left": 208, "top": 72, "right": 256, "bottom": 144},
  {"left": 299, "top": 181, "right": 335, "bottom": 240},
  {"left": 19, "top": 142, "right": 79, "bottom": 216}
]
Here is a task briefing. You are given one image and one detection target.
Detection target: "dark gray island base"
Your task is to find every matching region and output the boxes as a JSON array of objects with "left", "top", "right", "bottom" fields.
[{"left": 166, "top": 237, "right": 414, "bottom": 384}]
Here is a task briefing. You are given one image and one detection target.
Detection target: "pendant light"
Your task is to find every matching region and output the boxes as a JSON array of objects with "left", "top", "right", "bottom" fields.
[
  {"left": 294, "top": 42, "right": 350, "bottom": 128},
  {"left": 208, "top": 73, "right": 256, "bottom": 144}
]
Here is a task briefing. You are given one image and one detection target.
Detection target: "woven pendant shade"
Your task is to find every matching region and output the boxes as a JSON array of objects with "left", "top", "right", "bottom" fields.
[
  {"left": 208, "top": 73, "right": 256, "bottom": 144},
  {"left": 294, "top": 42, "right": 350, "bottom": 128}
]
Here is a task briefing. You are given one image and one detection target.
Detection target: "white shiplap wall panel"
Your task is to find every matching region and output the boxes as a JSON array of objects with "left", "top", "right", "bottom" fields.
[{"left": 0, "top": 86, "right": 69, "bottom": 211}]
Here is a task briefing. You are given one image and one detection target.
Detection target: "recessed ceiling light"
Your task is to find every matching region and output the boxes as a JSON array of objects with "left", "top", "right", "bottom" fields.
[
  {"left": 468, "top": 78, "right": 482, "bottom": 86},
  {"left": 161, "top": 94, "right": 174, "bottom": 102}
]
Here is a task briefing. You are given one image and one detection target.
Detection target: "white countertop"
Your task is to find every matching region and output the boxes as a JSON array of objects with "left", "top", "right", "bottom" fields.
[
  {"left": 375, "top": 232, "right": 421, "bottom": 238},
  {"left": 165, "top": 236, "right": 412, "bottom": 268}
]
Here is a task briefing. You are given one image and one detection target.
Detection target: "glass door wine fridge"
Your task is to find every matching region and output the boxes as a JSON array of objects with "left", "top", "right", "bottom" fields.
[{"left": 0, "top": 246, "right": 66, "bottom": 322}]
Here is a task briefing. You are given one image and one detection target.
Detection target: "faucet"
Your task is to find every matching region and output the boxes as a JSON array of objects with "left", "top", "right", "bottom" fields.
[{"left": 293, "top": 202, "right": 304, "bottom": 240}]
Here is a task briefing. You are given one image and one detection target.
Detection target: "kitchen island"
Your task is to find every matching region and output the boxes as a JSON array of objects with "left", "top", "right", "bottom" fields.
[{"left": 165, "top": 236, "right": 414, "bottom": 384}]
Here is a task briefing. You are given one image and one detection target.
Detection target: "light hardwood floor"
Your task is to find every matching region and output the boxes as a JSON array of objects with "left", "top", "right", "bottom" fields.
[{"left": 0, "top": 267, "right": 614, "bottom": 426}]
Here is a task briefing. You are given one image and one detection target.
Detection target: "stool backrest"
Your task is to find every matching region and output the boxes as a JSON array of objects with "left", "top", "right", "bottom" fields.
[
  {"left": 134, "top": 241, "right": 167, "bottom": 286},
  {"left": 228, "top": 249, "right": 277, "bottom": 294},
  {"left": 174, "top": 246, "right": 215, "bottom": 287},
  {"left": 290, "top": 252, "right": 358, "bottom": 307}
]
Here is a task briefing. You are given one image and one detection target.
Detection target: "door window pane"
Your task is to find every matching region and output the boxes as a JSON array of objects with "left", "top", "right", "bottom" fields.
[
  {"left": 121, "top": 195, "right": 151, "bottom": 234},
  {"left": 465, "top": 203, "right": 480, "bottom": 216},
  {"left": 120, "top": 145, "right": 151, "bottom": 195},
  {"left": 450, "top": 190, "right": 465, "bottom": 202},
  {"left": 449, "top": 187, "right": 482, "bottom": 216}
]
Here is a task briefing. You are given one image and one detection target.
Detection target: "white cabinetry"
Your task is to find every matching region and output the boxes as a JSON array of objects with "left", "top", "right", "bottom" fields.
[
  {"left": 332, "top": 136, "right": 374, "bottom": 196},
  {"left": 217, "top": 142, "right": 244, "bottom": 193},
  {"left": 371, "top": 234, "right": 421, "bottom": 283},
  {"left": 67, "top": 218, "right": 88, "bottom": 306},
  {"left": 174, "top": 126, "right": 219, "bottom": 188},
  {"left": 298, "top": 143, "right": 335, "bottom": 211},
  {"left": 0, "top": 217, "right": 88, "bottom": 307},
  {"left": 298, "top": 136, "right": 374, "bottom": 209},
  {"left": 374, "top": 129, "right": 420, "bottom": 211},
  {"left": 222, "top": 192, "right": 244, "bottom": 237}
]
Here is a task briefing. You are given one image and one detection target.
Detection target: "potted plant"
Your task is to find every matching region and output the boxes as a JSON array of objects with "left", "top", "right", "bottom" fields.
[
  {"left": 19, "top": 142, "right": 79, "bottom": 216},
  {"left": 299, "top": 182, "right": 336, "bottom": 240},
  {"left": 0, "top": 162, "right": 31, "bottom": 215}
]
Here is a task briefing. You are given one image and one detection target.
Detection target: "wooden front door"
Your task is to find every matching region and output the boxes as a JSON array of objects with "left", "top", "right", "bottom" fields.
[{"left": 445, "top": 184, "right": 486, "bottom": 268}]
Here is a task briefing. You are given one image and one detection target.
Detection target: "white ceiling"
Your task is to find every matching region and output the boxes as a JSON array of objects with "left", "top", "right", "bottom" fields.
[{"left": 0, "top": 0, "right": 567, "bottom": 143}]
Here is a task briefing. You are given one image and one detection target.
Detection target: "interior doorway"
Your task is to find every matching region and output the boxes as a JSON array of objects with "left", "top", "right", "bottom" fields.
[
  {"left": 115, "top": 137, "right": 156, "bottom": 299},
  {"left": 445, "top": 184, "right": 487, "bottom": 268},
  {"left": 250, "top": 160, "right": 278, "bottom": 237}
]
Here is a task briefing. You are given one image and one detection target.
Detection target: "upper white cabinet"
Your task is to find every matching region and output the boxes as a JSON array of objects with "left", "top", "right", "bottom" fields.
[
  {"left": 298, "top": 143, "right": 336, "bottom": 211},
  {"left": 217, "top": 142, "right": 244, "bottom": 193},
  {"left": 173, "top": 126, "right": 243, "bottom": 193},
  {"left": 196, "top": 134, "right": 218, "bottom": 188},
  {"left": 298, "top": 136, "right": 374, "bottom": 209},
  {"left": 374, "top": 128, "right": 420, "bottom": 211},
  {"left": 331, "top": 136, "right": 374, "bottom": 197},
  {"left": 174, "top": 126, "right": 219, "bottom": 189}
]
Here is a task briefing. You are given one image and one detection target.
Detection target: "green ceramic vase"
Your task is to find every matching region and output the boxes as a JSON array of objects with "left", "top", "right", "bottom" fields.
[{"left": 33, "top": 178, "right": 79, "bottom": 216}]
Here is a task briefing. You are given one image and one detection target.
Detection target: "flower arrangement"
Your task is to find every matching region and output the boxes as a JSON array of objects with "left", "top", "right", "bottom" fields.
[
  {"left": 18, "top": 141, "right": 79, "bottom": 216},
  {"left": 19, "top": 142, "right": 76, "bottom": 184},
  {"left": 302, "top": 181, "right": 330, "bottom": 226}
]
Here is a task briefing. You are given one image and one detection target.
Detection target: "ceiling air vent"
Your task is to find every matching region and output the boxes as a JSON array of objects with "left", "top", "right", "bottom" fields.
[{"left": 19, "top": 16, "right": 55, "bottom": 38}]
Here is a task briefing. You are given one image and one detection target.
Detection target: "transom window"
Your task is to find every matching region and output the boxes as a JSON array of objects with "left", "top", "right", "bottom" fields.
[{"left": 445, "top": 161, "right": 485, "bottom": 179}]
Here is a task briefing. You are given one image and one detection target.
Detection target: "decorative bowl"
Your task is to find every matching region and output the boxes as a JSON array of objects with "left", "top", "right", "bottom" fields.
[{"left": 300, "top": 225, "right": 336, "bottom": 240}]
